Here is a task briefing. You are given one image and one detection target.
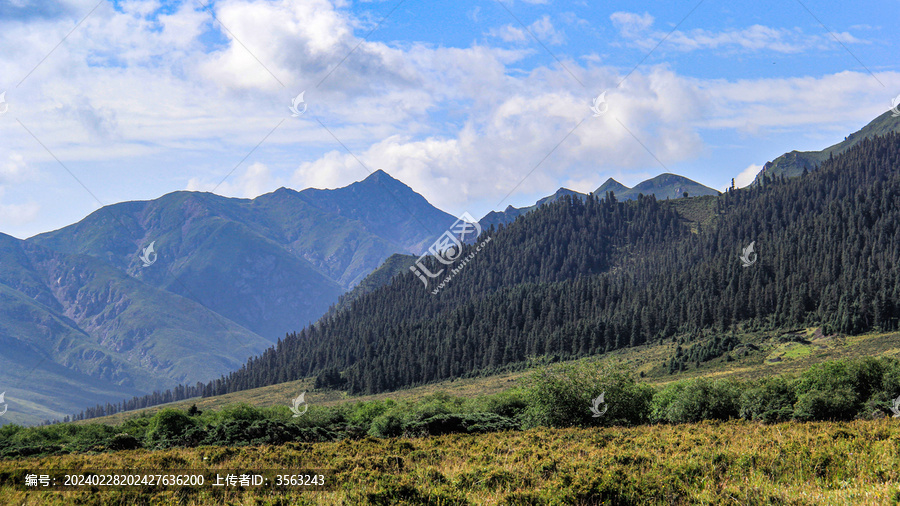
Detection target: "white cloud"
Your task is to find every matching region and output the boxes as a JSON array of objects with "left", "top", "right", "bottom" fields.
[
  {"left": 610, "top": 12, "right": 868, "bottom": 54},
  {"left": 609, "top": 12, "right": 654, "bottom": 39},
  {"left": 530, "top": 16, "right": 564, "bottom": 46},
  {"left": 187, "top": 162, "right": 276, "bottom": 199},
  {"left": 0, "top": 154, "right": 32, "bottom": 184},
  {"left": 488, "top": 16, "right": 563, "bottom": 46},
  {"left": 291, "top": 66, "right": 708, "bottom": 211},
  {"left": 488, "top": 24, "right": 527, "bottom": 43},
  {"left": 734, "top": 164, "right": 762, "bottom": 188}
]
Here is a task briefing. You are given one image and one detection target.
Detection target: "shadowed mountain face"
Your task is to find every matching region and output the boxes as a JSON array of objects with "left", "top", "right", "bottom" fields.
[
  {"left": 755, "top": 110, "right": 900, "bottom": 183},
  {"left": 480, "top": 174, "right": 718, "bottom": 228},
  {"left": 28, "top": 170, "right": 458, "bottom": 339},
  {"left": 3, "top": 170, "right": 456, "bottom": 425},
  {"left": 0, "top": 232, "right": 270, "bottom": 425}
]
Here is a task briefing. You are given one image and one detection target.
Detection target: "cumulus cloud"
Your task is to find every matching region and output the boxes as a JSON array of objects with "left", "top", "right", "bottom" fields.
[
  {"left": 291, "top": 66, "right": 708, "bottom": 211},
  {"left": 0, "top": 153, "right": 32, "bottom": 184},
  {"left": 1, "top": 0, "right": 898, "bottom": 235}
]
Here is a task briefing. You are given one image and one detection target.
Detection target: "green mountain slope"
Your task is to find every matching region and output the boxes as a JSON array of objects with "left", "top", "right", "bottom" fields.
[
  {"left": 755, "top": 110, "right": 900, "bottom": 182},
  {"left": 191, "top": 132, "right": 900, "bottom": 400},
  {"left": 0, "top": 233, "right": 270, "bottom": 425},
  {"left": 323, "top": 253, "right": 419, "bottom": 319},
  {"left": 28, "top": 170, "right": 458, "bottom": 340}
]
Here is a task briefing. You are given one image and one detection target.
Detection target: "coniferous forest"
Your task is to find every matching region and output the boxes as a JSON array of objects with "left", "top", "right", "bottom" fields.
[{"left": 74, "top": 133, "right": 900, "bottom": 420}]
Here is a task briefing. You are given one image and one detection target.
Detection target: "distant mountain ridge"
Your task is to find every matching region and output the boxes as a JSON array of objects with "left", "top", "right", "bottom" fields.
[
  {"left": 480, "top": 173, "right": 718, "bottom": 228},
  {"left": 754, "top": 110, "right": 900, "bottom": 183},
  {"left": 3, "top": 170, "right": 457, "bottom": 425},
  {"left": 29, "top": 170, "right": 458, "bottom": 339}
]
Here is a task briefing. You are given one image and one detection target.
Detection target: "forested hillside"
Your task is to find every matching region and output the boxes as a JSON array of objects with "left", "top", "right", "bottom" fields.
[
  {"left": 74, "top": 133, "right": 900, "bottom": 419},
  {"left": 209, "top": 133, "right": 900, "bottom": 395}
]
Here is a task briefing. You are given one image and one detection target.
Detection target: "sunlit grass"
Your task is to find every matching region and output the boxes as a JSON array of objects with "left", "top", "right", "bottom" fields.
[{"left": 5, "top": 420, "right": 900, "bottom": 504}]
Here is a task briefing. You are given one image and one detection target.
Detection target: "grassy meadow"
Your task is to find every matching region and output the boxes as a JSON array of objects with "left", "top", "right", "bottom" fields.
[
  {"left": 3, "top": 420, "right": 900, "bottom": 505},
  {"left": 7, "top": 329, "right": 900, "bottom": 504}
]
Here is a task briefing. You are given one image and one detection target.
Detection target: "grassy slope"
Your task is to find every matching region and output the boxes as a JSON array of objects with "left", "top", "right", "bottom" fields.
[
  {"left": 76, "top": 328, "right": 900, "bottom": 427},
  {"left": 4, "top": 420, "right": 900, "bottom": 504}
]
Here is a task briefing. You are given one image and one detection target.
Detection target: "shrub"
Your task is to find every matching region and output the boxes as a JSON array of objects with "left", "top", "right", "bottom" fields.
[
  {"left": 739, "top": 376, "right": 796, "bottom": 423},
  {"left": 521, "top": 360, "right": 653, "bottom": 428},
  {"left": 348, "top": 401, "right": 391, "bottom": 427},
  {"left": 651, "top": 378, "right": 741, "bottom": 424},
  {"left": 410, "top": 393, "right": 465, "bottom": 421},
  {"left": 216, "top": 403, "right": 267, "bottom": 423},
  {"left": 467, "top": 390, "right": 528, "bottom": 419},
  {"left": 404, "top": 413, "right": 519, "bottom": 436},
  {"left": 792, "top": 360, "right": 861, "bottom": 420},
  {"left": 106, "top": 433, "right": 142, "bottom": 451},
  {"left": 369, "top": 412, "right": 405, "bottom": 438},
  {"left": 793, "top": 388, "right": 857, "bottom": 421},
  {"left": 146, "top": 409, "right": 197, "bottom": 448}
]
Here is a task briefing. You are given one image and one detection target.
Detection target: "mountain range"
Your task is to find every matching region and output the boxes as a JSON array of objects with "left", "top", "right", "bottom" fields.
[
  {"left": 190, "top": 129, "right": 900, "bottom": 404},
  {"left": 6, "top": 109, "right": 899, "bottom": 425},
  {"left": 1, "top": 171, "right": 458, "bottom": 424},
  {"left": 479, "top": 173, "right": 719, "bottom": 229}
]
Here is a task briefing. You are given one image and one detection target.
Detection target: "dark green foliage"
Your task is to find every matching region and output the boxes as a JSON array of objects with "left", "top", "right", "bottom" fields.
[
  {"left": 315, "top": 368, "right": 347, "bottom": 390},
  {"left": 521, "top": 361, "right": 653, "bottom": 428},
  {"left": 189, "top": 133, "right": 900, "bottom": 404},
  {"left": 792, "top": 389, "right": 857, "bottom": 422},
  {"left": 146, "top": 408, "right": 198, "bottom": 448},
  {"left": 739, "top": 376, "right": 796, "bottom": 423},
  {"left": 200, "top": 420, "right": 336, "bottom": 446},
  {"left": 368, "top": 412, "right": 405, "bottom": 438},
  {"left": 404, "top": 413, "right": 519, "bottom": 436},
  {"left": 651, "top": 378, "right": 741, "bottom": 424},
  {"left": 77, "top": 133, "right": 900, "bottom": 423},
  {"left": 106, "top": 433, "right": 142, "bottom": 451}
]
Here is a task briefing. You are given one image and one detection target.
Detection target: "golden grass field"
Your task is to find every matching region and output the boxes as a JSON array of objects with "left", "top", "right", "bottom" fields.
[
  {"left": 4, "top": 419, "right": 900, "bottom": 505},
  {"left": 8, "top": 329, "right": 900, "bottom": 504}
]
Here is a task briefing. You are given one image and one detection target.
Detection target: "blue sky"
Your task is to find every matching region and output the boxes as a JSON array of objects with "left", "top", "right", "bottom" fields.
[{"left": 0, "top": 0, "right": 898, "bottom": 239}]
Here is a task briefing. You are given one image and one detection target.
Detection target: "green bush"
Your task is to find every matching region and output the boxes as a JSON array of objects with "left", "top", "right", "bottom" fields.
[
  {"left": 146, "top": 409, "right": 197, "bottom": 448},
  {"left": 468, "top": 389, "right": 528, "bottom": 419},
  {"left": 106, "top": 433, "right": 142, "bottom": 451},
  {"left": 651, "top": 378, "right": 740, "bottom": 424},
  {"left": 739, "top": 376, "right": 796, "bottom": 423},
  {"left": 369, "top": 412, "right": 405, "bottom": 438},
  {"left": 404, "top": 413, "right": 519, "bottom": 436},
  {"left": 348, "top": 400, "right": 392, "bottom": 426},
  {"left": 410, "top": 393, "right": 466, "bottom": 421},
  {"left": 521, "top": 360, "right": 653, "bottom": 428},
  {"left": 792, "top": 360, "right": 862, "bottom": 420},
  {"left": 793, "top": 388, "right": 857, "bottom": 421}
]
